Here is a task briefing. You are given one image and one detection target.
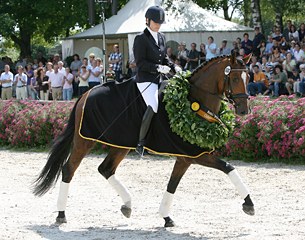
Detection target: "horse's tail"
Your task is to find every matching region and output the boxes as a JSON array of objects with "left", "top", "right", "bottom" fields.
[{"left": 32, "top": 98, "right": 81, "bottom": 197}]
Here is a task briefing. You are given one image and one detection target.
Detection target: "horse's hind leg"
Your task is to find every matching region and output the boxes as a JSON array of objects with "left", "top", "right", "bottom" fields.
[
  {"left": 159, "top": 157, "right": 191, "bottom": 227},
  {"left": 98, "top": 147, "right": 131, "bottom": 218},
  {"left": 192, "top": 154, "right": 255, "bottom": 216},
  {"left": 56, "top": 136, "right": 95, "bottom": 224}
]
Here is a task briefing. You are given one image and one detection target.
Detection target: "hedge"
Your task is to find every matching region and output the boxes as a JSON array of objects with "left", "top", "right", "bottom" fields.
[{"left": 1, "top": 97, "right": 304, "bottom": 162}]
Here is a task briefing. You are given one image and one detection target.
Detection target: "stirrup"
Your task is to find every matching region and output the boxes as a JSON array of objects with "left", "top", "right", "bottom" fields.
[{"left": 135, "top": 144, "right": 145, "bottom": 157}]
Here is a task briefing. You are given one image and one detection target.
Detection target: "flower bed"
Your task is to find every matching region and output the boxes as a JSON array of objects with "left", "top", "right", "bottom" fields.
[
  {"left": 0, "top": 100, "right": 74, "bottom": 147},
  {"left": 222, "top": 96, "right": 305, "bottom": 161}
]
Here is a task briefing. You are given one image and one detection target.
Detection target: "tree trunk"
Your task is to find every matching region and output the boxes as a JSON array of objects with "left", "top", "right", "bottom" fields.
[
  {"left": 11, "top": 27, "right": 31, "bottom": 58},
  {"left": 243, "top": 0, "right": 251, "bottom": 26},
  {"left": 222, "top": 0, "right": 230, "bottom": 21},
  {"left": 112, "top": 0, "right": 118, "bottom": 15},
  {"left": 251, "top": 0, "right": 263, "bottom": 31}
]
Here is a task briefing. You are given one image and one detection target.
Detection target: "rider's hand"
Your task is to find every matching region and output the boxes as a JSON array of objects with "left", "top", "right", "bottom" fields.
[{"left": 157, "top": 65, "right": 171, "bottom": 74}]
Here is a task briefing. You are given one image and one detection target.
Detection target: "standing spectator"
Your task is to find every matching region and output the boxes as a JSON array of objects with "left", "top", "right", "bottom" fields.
[
  {"left": 269, "top": 64, "right": 288, "bottom": 97},
  {"left": 186, "top": 43, "right": 200, "bottom": 71},
  {"left": 25, "top": 63, "right": 34, "bottom": 98},
  {"left": 48, "top": 63, "right": 64, "bottom": 100},
  {"left": 177, "top": 42, "right": 189, "bottom": 69},
  {"left": 105, "top": 64, "right": 116, "bottom": 82},
  {"left": 96, "top": 58, "right": 104, "bottom": 83},
  {"left": 62, "top": 67, "right": 74, "bottom": 101},
  {"left": 37, "top": 51, "right": 47, "bottom": 66},
  {"left": 283, "top": 20, "right": 292, "bottom": 42},
  {"left": 205, "top": 36, "right": 217, "bottom": 60},
  {"left": 88, "top": 53, "right": 95, "bottom": 67},
  {"left": 231, "top": 41, "right": 240, "bottom": 56},
  {"left": 0, "top": 65, "right": 13, "bottom": 99},
  {"left": 14, "top": 66, "right": 27, "bottom": 100},
  {"left": 236, "top": 37, "right": 242, "bottom": 49},
  {"left": 36, "top": 68, "right": 49, "bottom": 100},
  {"left": 78, "top": 65, "right": 89, "bottom": 95},
  {"left": 298, "top": 23, "right": 305, "bottom": 43},
  {"left": 252, "top": 27, "right": 265, "bottom": 58},
  {"left": 108, "top": 44, "right": 123, "bottom": 82},
  {"left": 218, "top": 39, "right": 231, "bottom": 55},
  {"left": 289, "top": 25, "right": 299, "bottom": 42},
  {"left": 45, "top": 62, "right": 54, "bottom": 77},
  {"left": 88, "top": 59, "right": 101, "bottom": 88},
  {"left": 241, "top": 33, "right": 253, "bottom": 55},
  {"left": 52, "top": 53, "right": 60, "bottom": 65},
  {"left": 286, "top": 68, "right": 300, "bottom": 95},
  {"left": 70, "top": 54, "right": 82, "bottom": 97},
  {"left": 198, "top": 43, "right": 206, "bottom": 64},
  {"left": 247, "top": 65, "right": 268, "bottom": 96},
  {"left": 29, "top": 70, "right": 38, "bottom": 100},
  {"left": 58, "top": 61, "right": 66, "bottom": 75}
]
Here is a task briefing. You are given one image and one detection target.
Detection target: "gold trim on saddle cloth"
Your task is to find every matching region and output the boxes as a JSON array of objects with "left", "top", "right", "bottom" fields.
[{"left": 78, "top": 88, "right": 214, "bottom": 159}]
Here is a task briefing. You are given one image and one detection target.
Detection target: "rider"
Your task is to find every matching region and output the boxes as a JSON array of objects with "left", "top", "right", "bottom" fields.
[{"left": 133, "top": 6, "right": 178, "bottom": 156}]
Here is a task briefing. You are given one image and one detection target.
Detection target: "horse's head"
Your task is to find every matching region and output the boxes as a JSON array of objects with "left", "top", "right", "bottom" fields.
[{"left": 189, "top": 54, "right": 249, "bottom": 116}]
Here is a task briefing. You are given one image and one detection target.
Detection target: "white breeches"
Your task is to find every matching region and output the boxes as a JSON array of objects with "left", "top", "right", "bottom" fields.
[{"left": 137, "top": 82, "right": 159, "bottom": 113}]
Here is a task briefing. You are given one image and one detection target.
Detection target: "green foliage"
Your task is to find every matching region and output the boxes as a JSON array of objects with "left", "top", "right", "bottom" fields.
[{"left": 163, "top": 71, "right": 236, "bottom": 150}]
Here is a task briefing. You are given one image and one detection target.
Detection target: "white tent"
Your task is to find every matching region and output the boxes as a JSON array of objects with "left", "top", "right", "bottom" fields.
[{"left": 64, "top": 0, "right": 253, "bottom": 67}]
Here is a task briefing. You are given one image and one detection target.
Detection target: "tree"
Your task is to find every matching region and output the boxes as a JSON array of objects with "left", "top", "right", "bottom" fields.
[
  {"left": 251, "top": 0, "right": 263, "bottom": 31},
  {"left": 0, "top": 0, "right": 89, "bottom": 58}
]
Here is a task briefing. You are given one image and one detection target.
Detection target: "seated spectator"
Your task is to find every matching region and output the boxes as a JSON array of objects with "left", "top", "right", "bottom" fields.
[
  {"left": 218, "top": 39, "right": 231, "bottom": 56},
  {"left": 247, "top": 65, "right": 268, "bottom": 96},
  {"left": 261, "top": 56, "right": 269, "bottom": 73},
  {"left": 270, "top": 46, "right": 282, "bottom": 66},
  {"left": 298, "top": 23, "right": 305, "bottom": 43},
  {"left": 199, "top": 43, "right": 206, "bottom": 64},
  {"left": 289, "top": 24, "right": 299, "bottom": 42},
  {"left": 241, "top": 33, "right": 253, "bottom": 55},
  {"left": 186, "top": 43, "right": 200, "bottom": 71},
  {"left": 299, "top": 65, "right": 305, "bottom": 97},
  {"left": 269, "top": 64, "right": 288, "bottom": 97},
  {"left": 293, "top": 43, "right": 305, "bottom": 67},
  {"left": 105, "top": 64, "right": 116, "bottom": 82},
  {"left": 259, "top": 41, "right": 266, "bottom": 59},
  {"left": 286, "top": 68, "right": 300, "bottom": 95},
  {"left": 205, "top": 36, "right": 217, "bottom": 60},
  {"left": 282, "top": 52, "right": 296, "bottom": 78},
  {"left": 265, "top": 35, "right": 274, "bottom": 57},
  {"left": 249, "top": 55, "right": 262, "bottom": 72}
]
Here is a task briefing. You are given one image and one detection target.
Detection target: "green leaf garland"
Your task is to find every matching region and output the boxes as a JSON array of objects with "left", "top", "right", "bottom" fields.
[{"left": 163, "top": 71, "right": 236, "bottom": 150}]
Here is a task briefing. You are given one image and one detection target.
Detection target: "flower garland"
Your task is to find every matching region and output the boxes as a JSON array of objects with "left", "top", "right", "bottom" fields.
[{"left": 162, "top": 71, "right": 236, "bottom": 150}]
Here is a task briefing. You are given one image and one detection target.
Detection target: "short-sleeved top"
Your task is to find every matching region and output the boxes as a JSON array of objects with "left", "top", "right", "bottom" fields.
[
  {"left": 205, "top": 43, "right": 217, "bottom": 60},
  {"left": 109, "top": 52, "right": 123, "bottom": 72},
  {"left": 253, "top": 72, "right": 268, "bottom": 87},
  {"left": 14, "top": 73, "right": 27, "bottom": 87},
  {"left": 63, "top": 73, "right": 74, "bottom": 89},
  {"left": 0, "top": 71, "right": 14, "bottom": 87},
  {"left": 88, "top": 66, "right": 101, "bottom": 83},
  {"left": 49, "top": 71, "right": 64, "bottom": 87}
]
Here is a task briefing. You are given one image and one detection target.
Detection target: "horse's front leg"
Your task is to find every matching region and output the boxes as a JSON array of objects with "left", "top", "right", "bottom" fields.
[
  {"left": 193, "top": 154, "right": 255, "bottom": 216},
  {"left": 159, "top": 157, "right": 191, "bottom": 227}
]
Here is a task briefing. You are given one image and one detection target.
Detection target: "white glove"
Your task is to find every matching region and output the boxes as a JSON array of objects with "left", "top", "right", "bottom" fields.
[
  {"left": 174, "top": 66, "right": 182, "bottom": 73},
  {"left": 157, "top": 65, "right": 171, "bottom": 74}
]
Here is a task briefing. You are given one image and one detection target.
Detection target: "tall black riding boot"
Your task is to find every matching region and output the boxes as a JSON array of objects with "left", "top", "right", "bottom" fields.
[{"left": 135, "top": 106, "right": 155, "bottom": 157}]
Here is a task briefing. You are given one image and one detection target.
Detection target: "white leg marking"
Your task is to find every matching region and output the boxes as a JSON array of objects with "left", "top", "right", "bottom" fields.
[
  {"left": 108, "top": 175, "right": 131, "bottom": 208},
  {"left": 228, "top": 169, "right": 250, "bottom": 199},
  {"left": 159, "top": 191, "right": 174, "bottom": 218},
  {"left": 57, "top": 181, "right": 70, "bottom": 211}
]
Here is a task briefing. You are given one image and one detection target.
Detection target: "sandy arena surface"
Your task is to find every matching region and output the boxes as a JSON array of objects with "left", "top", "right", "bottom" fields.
[{"left": 1, "top": 150, "right": 305, "bottom": 240}]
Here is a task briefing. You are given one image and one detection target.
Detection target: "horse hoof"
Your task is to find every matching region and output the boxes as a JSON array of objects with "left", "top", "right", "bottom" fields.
[
  {"left": 121, "top": 205, "right": 131, "bottom": 218},
  {"left": 242, "top": 203, "right": 255, "bottom": 216},
  {"left": 56, "top": 217, "right": 67, "bottom": 224},
  {"left": 164, "top": 217, "right": 175, "bottom": 227}
]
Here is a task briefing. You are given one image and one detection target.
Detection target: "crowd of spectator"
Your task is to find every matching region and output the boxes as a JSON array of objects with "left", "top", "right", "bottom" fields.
[{"left": 1, "top": 21, "right": 305, "bottom": 101}]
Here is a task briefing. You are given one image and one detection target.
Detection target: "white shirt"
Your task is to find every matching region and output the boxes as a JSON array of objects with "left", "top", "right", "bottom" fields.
[
  {"left": 0, "top": 71, "right": 14, "bottom": 87},
  {"left": 58, "top": 67, "right": 66, "bottom": 76},
  {"left": 88, "top": 66, "right": 101, "bottom": 83},
  {"left": 147, "top": 27, "right": 158, "bottom": 45},
  {"left": 46, "top": 70, "right": 54, "bottom": 77},
  {"left": 49, "top": 71, "right": 64, "bottom": 87},
  {"left": 294, "top": 49, "right": 305, "bottom": 62},
  {"left": 14, "top": 73, "right": 27, "bottom": 87}
]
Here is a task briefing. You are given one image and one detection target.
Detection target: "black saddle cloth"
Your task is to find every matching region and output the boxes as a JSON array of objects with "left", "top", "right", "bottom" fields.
[{"left": 79, "top": 79, "right": 211, "bottom": 157}]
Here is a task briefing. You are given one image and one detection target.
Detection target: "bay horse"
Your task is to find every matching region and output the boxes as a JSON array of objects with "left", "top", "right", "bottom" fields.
[{"left": 33, "top": 54, "right": 254, "bottom": 228}]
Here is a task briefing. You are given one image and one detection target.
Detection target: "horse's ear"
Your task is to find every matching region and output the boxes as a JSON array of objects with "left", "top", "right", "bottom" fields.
[{"left": 230, "top": 52, "right": 236, "bottom": 65}]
